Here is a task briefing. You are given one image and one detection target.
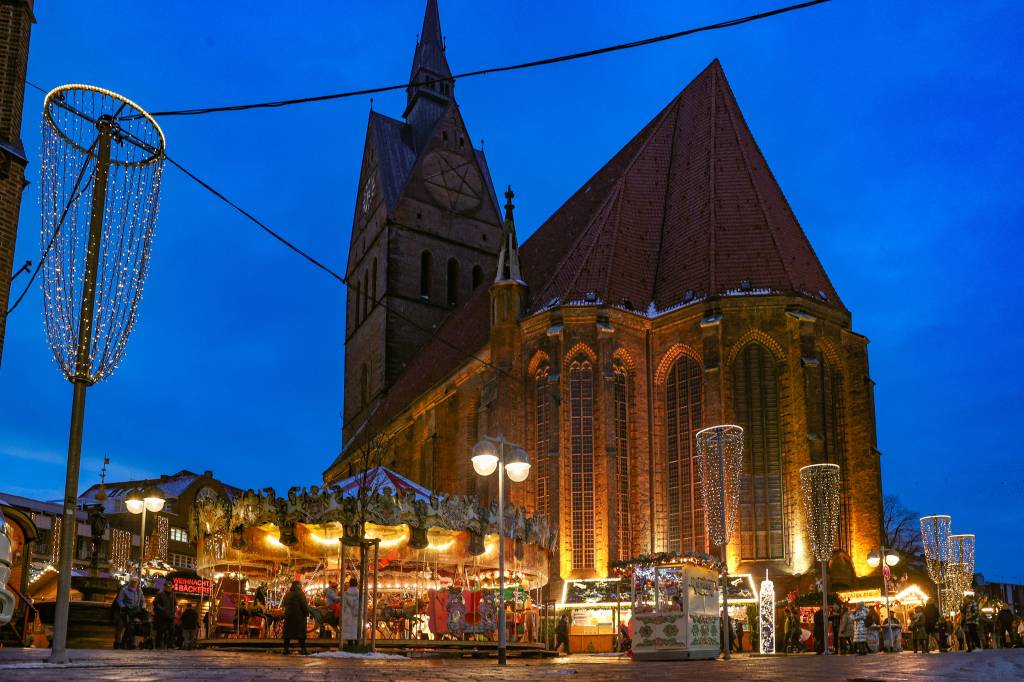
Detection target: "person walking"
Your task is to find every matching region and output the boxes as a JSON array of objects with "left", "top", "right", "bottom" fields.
[
  {"left": 961, "top": 596, "right": 981, "bottom": 653},
  {"left": 341, "top": 578, "right": 361, "bottom": 647},
  {"left": 852, "top": 603, "right": 869, "bottom": 655},
  {"left": 911, "top": 606, "right": 928, "bottom": 653},
  {"left": 281, "top": 580, "right": 310, "bottom": 655},
  {"left": 829, "top": 604, "right": 841, "bottom": 654},
  {"left": 734, "top": 618, "right": 744, "bottom": 653},
  {"left": 180, "top": 603, "right": 199, "bottom": 650},
  {"left": 153, "top": 581, "right": 177, "bottom": 650},
  {"left": 839, "top": 604, "right": 854, "bottom": 654},
  {"left": 554, "top": 613, "right": 570, "bottom": 656},
  {"left": 924, "top": 600, "right": 940, "bottom": 652},
  {"left": 116, "top": 577, "right": 144, "bottom": 650},
  {"left": 813, "top": 607, "right": 825, "bottom": 654}
]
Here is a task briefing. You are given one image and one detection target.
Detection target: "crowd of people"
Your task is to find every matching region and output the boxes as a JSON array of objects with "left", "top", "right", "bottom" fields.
[
  {"left": 112, "top": 577, "right": 201, "bottom": 650},
  {"left": 779, "top": 596, "right": 1024, "bottom": 655}
]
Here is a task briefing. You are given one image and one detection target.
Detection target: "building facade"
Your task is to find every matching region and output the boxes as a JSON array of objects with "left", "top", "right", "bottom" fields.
[
  {"left": 327, "top": 1, "right": 884, "bottom": 596},
  {"left": 0, "top": 0, "right": 34, "bottom": 365}
]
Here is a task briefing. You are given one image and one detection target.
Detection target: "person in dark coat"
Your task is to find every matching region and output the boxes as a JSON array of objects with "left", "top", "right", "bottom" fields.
[
  {"left": 281, "top": 580, "right": 310, "bottom": 655},
  {"left": 153, "top": 581, "right": 177, "bottom": 650},
  {"left": 554, "top": 613, "right": 570, "bottom": 656},
  {"left": 813, "top": 608, "right": 825, "bottom": 654},
  {"left": 180, "top": 603, "right": 199, "bottom": 650}
]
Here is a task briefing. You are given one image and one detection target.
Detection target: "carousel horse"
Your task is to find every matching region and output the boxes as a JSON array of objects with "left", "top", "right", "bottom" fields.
[{"left": 447, "top": 588, "right": 467, "bottom": 636}]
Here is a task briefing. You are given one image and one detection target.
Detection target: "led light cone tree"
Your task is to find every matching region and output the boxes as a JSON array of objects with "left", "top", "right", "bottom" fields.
[
  {"left": 696, "top": 424, "right": 743, "bottom": 660},
  {"left": 799, "top": 463, "right": 842, "bottom": 654},
  {"left": 41, "top": 85, "right": 165, "bottom": 664},
  {"left": 946, "top": 534, "right": 975, "bottom": 602},
  {"left": 759, "top": 574, "right": 775, "bottom": 655},
  {"left": 920, "top": 515, "right": 952, "bottom": 615}
]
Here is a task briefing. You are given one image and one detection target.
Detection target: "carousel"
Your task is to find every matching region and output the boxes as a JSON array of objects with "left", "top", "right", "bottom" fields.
[{"left": 191, "top": 468, "right": 553, "bottom": 652}]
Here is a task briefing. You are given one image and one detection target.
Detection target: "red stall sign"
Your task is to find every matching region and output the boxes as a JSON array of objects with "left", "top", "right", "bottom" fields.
[{"left": 172, "top": 577, "right": 213, "bottom": 596}]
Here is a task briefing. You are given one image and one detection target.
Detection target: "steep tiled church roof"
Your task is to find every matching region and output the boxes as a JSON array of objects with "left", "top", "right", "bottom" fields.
[{"left": 522, "top": 59, "right": 841, "bottom": 313}]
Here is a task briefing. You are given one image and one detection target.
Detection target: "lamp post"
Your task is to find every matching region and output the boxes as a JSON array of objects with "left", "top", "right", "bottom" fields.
[
  {"left": 471, "top": 434, "right": 530, "bottom": 666},
  {"left": 866, "top": 545, "right": 899, "bottom": 652},
  {"left": 799, "top": 463, "right": 842, "bottom": 655},
  {"left": 126, "top": 486, "right": 165, "bottom": 578},
  {"left": 920, "top": 515, "right": 952, "bottom": 618}
]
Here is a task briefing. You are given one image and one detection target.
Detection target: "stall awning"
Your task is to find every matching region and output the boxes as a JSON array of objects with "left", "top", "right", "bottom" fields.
[{"left": 333, "top": 467, "right": 432, "bottom": 501}]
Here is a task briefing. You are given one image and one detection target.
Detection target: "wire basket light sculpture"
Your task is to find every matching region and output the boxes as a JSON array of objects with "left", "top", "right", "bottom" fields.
[
  {"left": 695, "top": 424, "right": 744, "bottom": 660},
  {"left": 759, "top": 574, "right": 775, "bottom": 655},
  {"left": 40, "top": 84, "right": 165, "bottom": 665},
  {"left": 800, "top": 463, "right": 841, "bottom": 654},
  {"left": 41, "top": 84, "right": 166, "bottom": 383},
  {"left": 920, "top": 515, "right": 952, "bottom": 614},
  {"left": 946, "top": 534, "right": 975, "bottom": 600}
]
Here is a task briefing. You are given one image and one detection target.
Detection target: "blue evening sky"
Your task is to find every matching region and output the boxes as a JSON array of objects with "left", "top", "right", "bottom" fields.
[{"left": 1, "top": 2, "right": 1021, "bottom": 581}]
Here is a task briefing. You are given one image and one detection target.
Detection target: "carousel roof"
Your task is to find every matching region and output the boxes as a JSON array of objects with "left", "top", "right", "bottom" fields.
[{"left": 332, "top": 467, "right": 432, "bottom": 501}]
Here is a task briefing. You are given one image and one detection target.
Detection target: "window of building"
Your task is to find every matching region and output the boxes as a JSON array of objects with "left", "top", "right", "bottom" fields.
[
  {"left": 360, "top": 363, "right": 370, "bottom": 407},
  {"left": 472, "top": 265, "right": 483, "bottom": 290},
  {"left": 354, "top": 279, "right": 362, "bottom": 325},
  {"left": 816, "top": 354, "right": 849, "bottom": 553},
  {"left": 363, "top": 268, "right": 371, "bottom": 316},
  {"left": 169, "top": 553, "right": 196, "bottom": 569},
  {"left": 613, "top": 361, "right": 632, "bottom": 560},
  {"left": 446, "top": 258, "right": 459, "bottom": 307},
  {"left": 534, "top": 364, "right": 551, "bottom": 519},
  {"left": 665, "top": 355, "right": 704, "bottom": 554},
  {"left": 371, "top": 258, "right": 378, "bottom": 309},
  {"left": 420, "top": 251, "right": 432, "bottom": 299},
  {"left": 733, "top": 343, "right": 784, "bottom": 560},
  {"left": 569, "top": 358, "right": 595, "bottom": 570},
  {"left": 170, "top": 527, "right": 189, "bottom": 544}
]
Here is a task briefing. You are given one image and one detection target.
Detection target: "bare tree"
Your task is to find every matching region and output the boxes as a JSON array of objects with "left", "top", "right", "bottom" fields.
[{"left": 883, "top": 494, "right": 923, "bottom": 556}]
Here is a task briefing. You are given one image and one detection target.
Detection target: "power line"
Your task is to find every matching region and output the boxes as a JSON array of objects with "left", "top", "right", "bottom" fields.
[{"left": 142, "top": 0, "right": 832, "bottom": 119}]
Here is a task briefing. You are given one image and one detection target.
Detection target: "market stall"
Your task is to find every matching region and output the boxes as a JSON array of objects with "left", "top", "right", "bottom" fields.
[
  {"left": 191, "top": 467, "right": 553, "bottom": 647},
  {"left": 612, "top": 552, "right": 723, "bottom": 661},
  {"left": 555, "top": 578, "right": 628, "bottom": 653}
]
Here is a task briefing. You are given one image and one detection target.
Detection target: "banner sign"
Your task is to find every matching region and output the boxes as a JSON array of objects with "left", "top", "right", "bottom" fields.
[{"left": 171, "top": 576, "right": 212, "bottom": 596}]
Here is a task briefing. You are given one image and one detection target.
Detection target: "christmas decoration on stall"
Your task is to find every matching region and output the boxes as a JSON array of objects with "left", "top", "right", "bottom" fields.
[
  {"left": 800, "top": 463, "right": 841, "bottom": 654},
  {"left": 946, "top": 533, "right": 975, "bottom": 600},
  {"left": 40, "top": 84, "right": 166, "bottom": 664},
  {"left": 759, "top": 573, "right": 775, "bottom": 655},
  {"left": 920, "top": 515, "right": 952, "bottom": 614},
  {"left": 609, "top": 550, "right": 724, "bottom": 573},
  {"left": 154, "top": 515, "right": 169, "bottom": 562},
  {"left": 695, "top": 424, "right": 744, "bottom": 660}
]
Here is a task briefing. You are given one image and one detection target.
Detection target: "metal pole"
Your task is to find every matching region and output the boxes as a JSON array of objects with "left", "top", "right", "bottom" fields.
[
  {"left": 822, "top": 559, "right": 830, "bottom": 654},
  {"left": 338, "top": 542, "right": 345, "bottom": 651},
  {"left": 497, "top": 436, "right": 507, "bottom": 666},
  {"left": 881, "top": 546, "right": 892, "bottom": 653},
  {"left": 717, "top": 428, "right": 731, "bottom": 660},
  {"left": 50, "top": 119, "right": 113, "bottom": 664},
  {"left": 139, "top": 507, "right": 148, "bottom": 578}
]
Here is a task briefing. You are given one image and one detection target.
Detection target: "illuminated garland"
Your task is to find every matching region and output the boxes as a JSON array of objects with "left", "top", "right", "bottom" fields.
[
  {"left": 695, "top": 425, "right": 744, "bottom": 546},
  {"left": 40, "top": 84, "right": 165, "bottom": 384},
  {"left": 110, "top": 527, "right": 132, "bottom": 573},
  {"left": 154, "top": 515, "right": 169, "bottom": 561},
  {"left": 759, "top": 577, "right": 775, "bottom": 654},
  {"left": 50, "top": 516, "right": 62, "bottom": 565},
  {"left": 920, "top": 515, "right": 952, "bottom": 586},
  {"left": 609, "top": 550, "right": 723, "bottom": 572},
  {"left": 946, "top": 534, "right": 975, "bottom": 597},
  {"left": 799, "top": 464, "right": 842, "bottom": 562}
]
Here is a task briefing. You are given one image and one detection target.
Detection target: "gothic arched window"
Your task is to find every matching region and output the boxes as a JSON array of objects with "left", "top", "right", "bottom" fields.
[
  {"left": 534, "top": 363, "right": 551, "bottom": 519},
  {"left": 733, "top": 343, "right": 784, "bottom": 560},
  {"left": 612, "top": 360, "right": 632, "bottom": 560},
  {"left": 354, "top": 279, "right": 362, "bottom": 326},
  {"left": 816, "top": 354, "right": 849, "bottom": 553},
  {"left": 371, "top": 258, "right": 378, "bottom": 308},
  {"left": 363, "top": 269, "right": 371, "bottom": 317},
  {"left": 665, "top": 355, "right": 704, "bottom": 554},
  {"left": 447, "top": 258, "right": 459, "bottom": 307},
  {"left": 420, "top": 251, "right": 432, "bottom": 300},
  {"left": 569, "top": 358, "right": 595, "bottom": 570}
]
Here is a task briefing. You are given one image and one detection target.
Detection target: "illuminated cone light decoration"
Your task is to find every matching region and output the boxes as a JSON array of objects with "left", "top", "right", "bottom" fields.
[
  {"left": 41, "top": 85, "right": 165, "bottom": 663},
  {"left": 695, "top": 424, "right": 743, "bottom": 660},
  {"left": 920, "top": 515, "right": 952, "bottom": 615},
  {"left": 758, "top": 573, "right": 775, "bottom": 654},
  {"left": 799, "top": 463, "right": 842, "bottom": 654},
  {"left": 946, "top": 533, "right": 975, "bottom": 601}
]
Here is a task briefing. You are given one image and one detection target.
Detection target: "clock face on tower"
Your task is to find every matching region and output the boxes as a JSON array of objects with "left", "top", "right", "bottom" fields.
[{"left": 421, "top": 150, "right": 483, "bottom": 214}]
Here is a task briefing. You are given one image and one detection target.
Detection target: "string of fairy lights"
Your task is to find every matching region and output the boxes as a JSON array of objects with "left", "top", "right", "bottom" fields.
[
  {"left": 798, "top": 463, "right": 842, "bottom": 563},
  {"left": 695, "top": 425, "right": 744, "bottom": 547}
]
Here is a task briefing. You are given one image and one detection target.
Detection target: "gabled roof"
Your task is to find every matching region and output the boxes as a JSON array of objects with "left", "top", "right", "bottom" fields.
[
  {"left": 521, "top": 59, "right": 841, "bottom": 312},
  {"left": 333, "top": 466, "right": 433, "bottom": 501}
]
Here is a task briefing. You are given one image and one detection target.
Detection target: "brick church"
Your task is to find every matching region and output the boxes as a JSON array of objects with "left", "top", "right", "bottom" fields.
[{"left": 326, "top": 0, "right": 884, "bottom": 595}]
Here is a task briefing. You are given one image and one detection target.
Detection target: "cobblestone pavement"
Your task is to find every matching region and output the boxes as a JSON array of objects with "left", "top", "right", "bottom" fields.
[{"left": 1, "top": 648, "right": 1023, "bottom": 681}]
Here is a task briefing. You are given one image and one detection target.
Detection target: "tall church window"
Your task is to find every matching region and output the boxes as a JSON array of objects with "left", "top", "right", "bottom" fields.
[
  {"left": 354, "top": 279, "right": 362, "bottom": 325},
  {"left": 472, "top": 265, "right": 483, "bottom": 290},
  {"left": 363, "top": 269, "right": 371, "bottom": 317},
  {"left": 371, "top": 258, "right": 378, "bottom": 309},
  {"left": 569, "top": 358, "right": 595, "bottom": 570},
  {"left": 420, "top": 251, "right": 432, "bottom": 300},
  {"left": 613, "top": 361, "right": 632, "bottom": 560},
  {"left": 447, "top": 258, "right": 459, "bottom": 306},
  {"left": 665, "top": 355, "right": 704, "bottom": 554},
  {"left": 816, "top": 355, "right": 849, "bottom": 553},
  {"left": 733, "top": 343, "right": 784, "bottom": 560},
  {"left": 534, "top": 364, "right": 551, "bottom": 519}
]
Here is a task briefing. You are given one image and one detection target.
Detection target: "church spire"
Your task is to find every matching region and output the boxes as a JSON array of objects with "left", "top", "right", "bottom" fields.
[
  {"left": 495, "top": 185, "right": 522, "bottom": 283},
  {"left": 404, "top": 0, "right": 454, "bottom": 122}
]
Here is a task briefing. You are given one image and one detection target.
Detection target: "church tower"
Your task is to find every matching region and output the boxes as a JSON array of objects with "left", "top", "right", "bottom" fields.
[{"left": 343, "top": 0, "right": 504, "bottom": 443}]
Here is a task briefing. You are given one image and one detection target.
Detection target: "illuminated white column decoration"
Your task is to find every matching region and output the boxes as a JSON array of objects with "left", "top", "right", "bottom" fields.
[
  {"left": 920, "top": 515, "right": 952, "bottom": 614},
  {"left": 946, "top": 533, "right": 975, "bottom": 600},
  {"left": 759, "top": 574, "right": 775, "bottom": 655},
  {"left": 800, "top": 463, "right": 841, "bottom": 654}
]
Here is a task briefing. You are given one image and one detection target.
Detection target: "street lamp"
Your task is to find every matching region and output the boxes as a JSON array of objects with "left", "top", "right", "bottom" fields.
[
  {"left": 126, "top": 486, "right": 165, "bottom": 578},
  {"left": 471, "top": 435, "right": 529, "bottom": 666},
  {"left": 866, "top": 546, "right": 900, "bottom": 652}
]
